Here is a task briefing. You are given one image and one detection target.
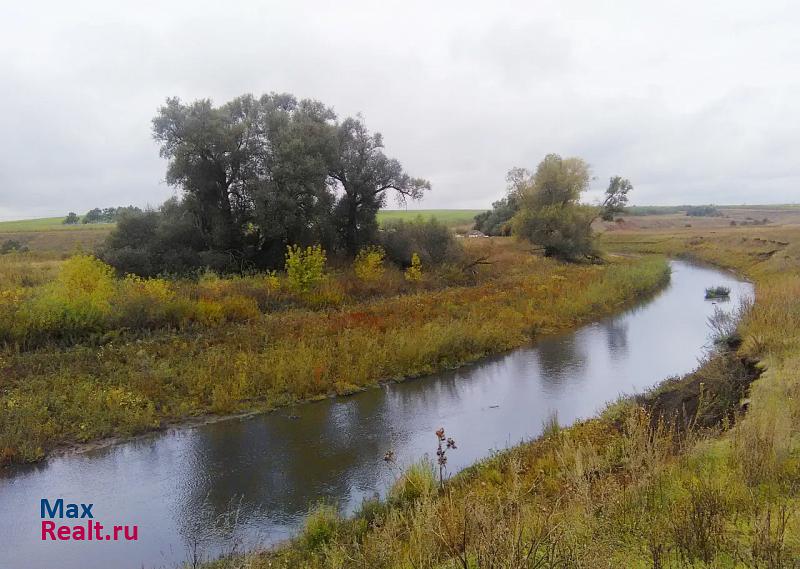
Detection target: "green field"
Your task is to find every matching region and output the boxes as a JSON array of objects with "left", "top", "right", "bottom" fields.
[
  {"left": 624, "top": 204, "right": 800, "bottom": 216},
  {"left": 1, "top": 210, "right": 483, "bottom": 234},
  {"left": 0, "top": 216, "right": 114, "bottom": 233},
  {"left": 377, "top": 209, "right": 482, "bottom": 227}
]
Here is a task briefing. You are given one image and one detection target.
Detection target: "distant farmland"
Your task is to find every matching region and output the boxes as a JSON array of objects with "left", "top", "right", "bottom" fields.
[
  {"left": 0, "top": 210, "right": 483, "bottom": 253},
  {"left": 2, "top": 210, "right": 484, "bottom": 233},
  {"left": 0, "top": 217, "right": 113, "bottom": 233},
  {"left": 377, "top": 209, "right": 481, "bottom": 227}
]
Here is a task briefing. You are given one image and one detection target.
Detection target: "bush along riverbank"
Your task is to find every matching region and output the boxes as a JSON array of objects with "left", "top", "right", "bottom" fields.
[
  {"left": 0, "top": 242, "right": 669, "bottom": 465},
  {"left": 204, "top": 227, "right": 800, "bottom": 568}
]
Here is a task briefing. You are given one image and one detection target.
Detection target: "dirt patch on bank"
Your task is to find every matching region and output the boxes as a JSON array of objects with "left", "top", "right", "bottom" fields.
[{"left": 639, "top": 351, "right": 761, "bottom": 432}]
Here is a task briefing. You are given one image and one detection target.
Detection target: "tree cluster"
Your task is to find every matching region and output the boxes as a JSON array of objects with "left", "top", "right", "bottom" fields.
[
  {"left": 102, "top": 93, "right": 429, "bottom": 275},
  {"left": 685, "top": 205, "right": 722, "bottom": 217},
  {"left": 83, "top": 206, "right": 142, "bottom": 224},
  {"left": 472, "top": 167, "right": 528, "bottom": 236},
  {"left": 475, "top": 154, "right": 632, "bottom": 260},
  {"left": 63, "top": 206, "right": 143, "bottom": 225}
]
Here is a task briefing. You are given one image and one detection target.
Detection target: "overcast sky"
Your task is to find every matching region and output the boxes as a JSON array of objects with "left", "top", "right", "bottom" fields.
[{"left": 1, "top": 1, "right": 798, "bottom": 220}]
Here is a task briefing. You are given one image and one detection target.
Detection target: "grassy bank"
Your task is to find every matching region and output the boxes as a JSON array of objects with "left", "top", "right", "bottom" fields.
[
  {"left": 211, "top": 225, "right": 800, "bottom": 568},
  {"left": 0, "top": 240, "right": 669, "bottom": 465}
]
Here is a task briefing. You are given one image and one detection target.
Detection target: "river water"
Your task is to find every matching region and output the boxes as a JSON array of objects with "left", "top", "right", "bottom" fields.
[{"left": 0, "top": 260, "right": 752, "bottom": 569}]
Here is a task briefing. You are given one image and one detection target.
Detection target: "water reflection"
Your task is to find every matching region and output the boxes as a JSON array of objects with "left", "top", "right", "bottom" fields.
[
  {"left": 535, "top": 333, "right": 588, "bottom": 390},
  {"left": 0, "top": 261, "right": 753, "bottom": 569},
  {"left": 603, "top": 318, "right": 629, "bottom": 357}
]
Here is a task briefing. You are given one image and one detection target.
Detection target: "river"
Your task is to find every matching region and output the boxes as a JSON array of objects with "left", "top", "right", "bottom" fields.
[{"left": 0, "top": 260, "right": 752, "bottom": 569}]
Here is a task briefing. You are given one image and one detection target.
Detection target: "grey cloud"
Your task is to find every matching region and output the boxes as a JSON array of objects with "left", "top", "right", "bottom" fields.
[{"left": 1, "top": 0, "right": 799, "bottom": 220}]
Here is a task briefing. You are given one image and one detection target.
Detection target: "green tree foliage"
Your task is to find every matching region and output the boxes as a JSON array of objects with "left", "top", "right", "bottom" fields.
[
  {"left": 686, "top": 205, "right": 723, "bottom": 217},
  {"left": 379, "top": 217, "right": 462, "bottom": 267},
  {"left": 527, "top": 153, "right": 590, "bottom": 208},
  {"left": 330, "top": 116, "right": 430, "bottom": 255},
  {"left": 63, "top": 212, "right": 79, "bottom": 225},
  {"left": 252, "top": 97, "right": 340, "bottom": 265},
  {"left": 99, "top": 198, "right": 208, "bottom": 277},
  {"left": 600, "top": 176, "right": 633, "bottom": 221},
  {"left": 511, "top": 154, "right": 595, "bottom": 260},
  {"left": 473, "top": 167, "right": 528, "bottom": 236},
  {"left": 104, "top": 93, "right": 427, "bottom": 275},
  {"left": 513, "top": 202, "right": 598, "bottom": 259},
  {"left": 82, "top": 208, "right": 104, "bottom": 224},
  {"left": 509, "top": 155, "right": 634, "bottom": 260},
  {"left": 82, "top": 206, "right": 141, "bottom": 224}
]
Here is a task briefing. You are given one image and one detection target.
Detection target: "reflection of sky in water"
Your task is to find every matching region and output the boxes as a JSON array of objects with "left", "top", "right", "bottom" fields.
[{"left": 0, "top": 261, "right": 753, "bottom": 569}]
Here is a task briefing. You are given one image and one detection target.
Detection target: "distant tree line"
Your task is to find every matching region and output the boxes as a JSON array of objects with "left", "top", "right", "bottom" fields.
[
  {"left": 101, "top": 93, "right": 430, "bottom": 275},
  {"left": 63, "top": 206, "right": 142, "bottom": 225},
  {"left": 474, "top": 154, "right": 632, "bottom": 260},
  {"left": 84, "top": 206, "right": 143, "bottom": 224},
  {"left": 606, "top": 205, "right": 724, "bottom": 217},
  {"left": 621, "top": 205, "right": 684, "bottom": 216},
  {"left": 685, "top": 205, "right": 722, "bottom": 217}
]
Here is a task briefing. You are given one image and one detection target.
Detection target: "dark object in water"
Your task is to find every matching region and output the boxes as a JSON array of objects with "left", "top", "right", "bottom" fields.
[{"left": 705, "top": 286, "right": 731, "bottom": 299}]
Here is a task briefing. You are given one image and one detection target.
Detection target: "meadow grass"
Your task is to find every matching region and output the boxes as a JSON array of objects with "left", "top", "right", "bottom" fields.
[
  {"left": 205, "top": 224, "right": 800, "bottom": 569},
  {"left": 0, "top": 239, "right": 669, "bottom": 465},
  {"left": 0, "top": 228, "right": 112, "bottom": 255},
  {"left": 0, "top": 216, "right": 115, "bottom": 232}
]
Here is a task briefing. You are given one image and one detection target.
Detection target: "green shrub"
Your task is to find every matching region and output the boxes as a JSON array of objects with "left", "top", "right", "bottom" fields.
[
  {"left": 13, "top": 255, "right": 116, "bottom": 343},
  {"left": 404, "top": 252, "right": 423, "bottom": 282},
  {"left": 512, "top": 203, "right": 597, "bottom": 260},
  {"left": 301, "top": 503, "right": 340, "bottom": 551},
  {"left": 353, "top": 245, "right": 386, "bottom": 282},
  {"left": 115, "top": 275, "right": 177, "bottom": 329},
  {"left": 0, "top": 240, "right": 28, "bottom": 254},
  {"left": 285, "top": 244, "right": 327, "bottom": 293},
  {"left": 379, "top": 217, "right": 462, "bottom": 267},
  {"left": 388, "top": 459, "right": 437, "bottom": 507}
]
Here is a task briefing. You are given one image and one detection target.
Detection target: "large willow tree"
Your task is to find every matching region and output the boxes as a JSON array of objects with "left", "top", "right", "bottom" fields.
[{"left": 105, "top": 93, "right": 429, "bottom": 274}]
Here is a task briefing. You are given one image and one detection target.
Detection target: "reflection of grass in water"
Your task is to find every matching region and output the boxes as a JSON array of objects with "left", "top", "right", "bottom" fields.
[{"left": 185, "top": 494, "right": 258, "bottom": 566}]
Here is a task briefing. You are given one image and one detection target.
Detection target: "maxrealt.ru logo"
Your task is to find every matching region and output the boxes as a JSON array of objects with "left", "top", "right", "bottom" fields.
[{"left": 40, "top": 499, "right": 138, "bottom": 541}]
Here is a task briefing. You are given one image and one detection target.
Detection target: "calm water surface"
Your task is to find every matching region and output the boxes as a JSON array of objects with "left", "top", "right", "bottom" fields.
[{"left": 0, "top": 260, "right": 752, "bottom": 569}]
